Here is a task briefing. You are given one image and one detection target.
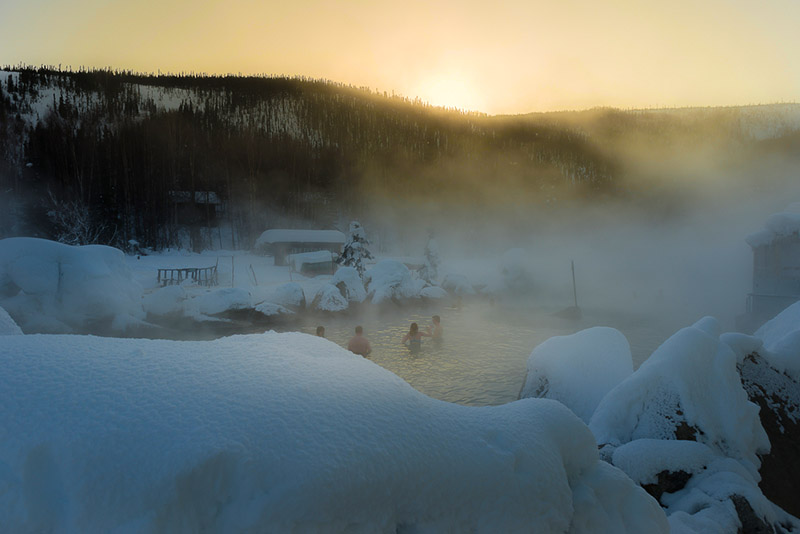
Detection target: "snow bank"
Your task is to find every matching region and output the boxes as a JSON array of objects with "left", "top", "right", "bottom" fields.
[
  {"left": 521, "top": 327, "right": 633, "bottom": 423},
  {"left": 0, "top": 305, "right": 22, "bottom": 335},
  {"left": 589, "top": 317, "right": 769, "bottom": 475},
  {"left": 364, "top": 260, "right": 419, "bottom": 304},
  {"left": 754, "top": 300, "right": 800, "bottom": 380},
  {"left": 0, "top": 237, "right": 144, "bottom": 333},
  {"left": 420, "top": 285, "right": 448, "bottom": 299},
  {"left": 0, "top": 333, "right": 668, "bottom": 533}
]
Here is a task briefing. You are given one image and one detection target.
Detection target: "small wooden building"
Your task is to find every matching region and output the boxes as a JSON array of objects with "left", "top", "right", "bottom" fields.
[
  {"left": 739, "top": 211, "right": 800, "bottom": 330},
  {"left": 255, "top": 229, "right": 346, "bottom": 266},
  {"left": 168, "top": 191, "right": 222, "bottom": 226}
]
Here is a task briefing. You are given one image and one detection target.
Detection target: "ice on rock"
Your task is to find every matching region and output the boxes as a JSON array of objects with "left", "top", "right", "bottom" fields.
[
  {"left": 441, "top": 273, "right": 475, "bottom": 296},
  {"left": 0, "top": 332, "right": 668, "bottom": 533},
  {"left": 521, "top": 327, "right": 633, "bottom": 423},
  {"left": 268, "top": 282, "right": 306, "bottom": 310},
  {"left": 187, "top": 287, "right": 252, "bottom": 316},
  {"left": 0, "top": 237, "right": 144, "bottom": 333}
]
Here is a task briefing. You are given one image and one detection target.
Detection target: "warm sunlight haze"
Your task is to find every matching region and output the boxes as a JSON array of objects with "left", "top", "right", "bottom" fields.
[{"left": 1, "top": 0, "right": 798, "bottom": 113}]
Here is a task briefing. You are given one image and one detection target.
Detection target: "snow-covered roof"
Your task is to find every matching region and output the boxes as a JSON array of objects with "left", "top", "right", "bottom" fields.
[
  {"left": 745, "top": 205, "right": 800, "bottom": 248},
  {"left": 255, "top": 229, "right": 346, "bottom": 247}
]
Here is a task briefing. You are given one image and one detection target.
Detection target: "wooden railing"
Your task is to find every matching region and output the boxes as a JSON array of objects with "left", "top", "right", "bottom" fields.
[{"left": 157, "top": 266, "right": 218, "bottom": 287}]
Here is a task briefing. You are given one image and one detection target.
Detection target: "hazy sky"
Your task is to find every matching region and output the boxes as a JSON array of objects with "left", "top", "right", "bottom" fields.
[{"left": 2, "top": 0, "right": 798, "bottom": 114}]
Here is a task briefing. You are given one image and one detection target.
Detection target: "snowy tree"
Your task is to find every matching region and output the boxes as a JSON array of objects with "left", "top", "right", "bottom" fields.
[
  {"left": 46, "top": 190, "right": 108, "bottom": 246},
  {"left": 337, "top": 221, "right": 374, "bottom": 278},
  {"left": 419, "top": 231, "right": 441, "bottom": 284}
]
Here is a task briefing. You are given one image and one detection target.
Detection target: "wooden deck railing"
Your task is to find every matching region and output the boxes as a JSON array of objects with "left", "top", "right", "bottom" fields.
[{"left": 157, "top": 266, "right": 218, "bottom": 287}]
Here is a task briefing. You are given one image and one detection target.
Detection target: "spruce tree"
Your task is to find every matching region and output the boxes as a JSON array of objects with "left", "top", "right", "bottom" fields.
[
  {"left": 337, "top": 220, "right": 374, "bottom": 278},
  {"left": 419, "top": 230, "right": 440, "bottom": 284}
]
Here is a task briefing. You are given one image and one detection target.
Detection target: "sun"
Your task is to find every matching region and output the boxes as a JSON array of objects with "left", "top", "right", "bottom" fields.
[{"left": 413, "top": 75, "right": 486, "bottom": 112}]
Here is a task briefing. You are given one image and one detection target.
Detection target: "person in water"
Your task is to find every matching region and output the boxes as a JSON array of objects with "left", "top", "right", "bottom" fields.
[
  {"left": 347, "top": 325, "right": 372, "bottom": 357},
  {"left": 426, "top": 315, "right": 443, "bottom": 340},
  {"left": 402, "top": 322, "right": 429, "bottom": 351},
  {"left": 316, "top": 325, "right": 325, "bottom": 337}
]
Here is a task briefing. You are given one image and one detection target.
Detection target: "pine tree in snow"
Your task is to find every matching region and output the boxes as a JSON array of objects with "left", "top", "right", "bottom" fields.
[
  {"left": 419, "top": 231, "right": 441, "bottom": 284},
  {"left": 337, "top": 221, "right": 374, "bottom": 278}
]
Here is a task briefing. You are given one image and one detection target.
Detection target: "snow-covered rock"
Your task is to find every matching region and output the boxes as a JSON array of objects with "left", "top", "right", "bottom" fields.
[
  {"left": 187, "top": 287, "right": 252, "bottom": 316},
  {"left": 589, "top": 317, "right": 769, "bottom": 475},
  {"left": 0, "top": 237, "right": 144, "bottom": 333},
  {"left": 254, "top": 301, "right": 292, "bottom": 317},
  {"left": 0, "top": 332, "right": 668, "bottom": 533},
  {"left": 521, "top": 327, "right": 633, "bottom": 423},
  {"left": 745, "top": 205, "right": 800, "bottom": 248},
  {"left": 754, "top": 299, "right": 800, "bottom": 380},
  {"left": 420, "top": 285, "right": 448, "bottom": 300},
  {"left": 331, "top": 266, "right": 366, "bottom": 303},
  {"left": 441, "top": 273, "right": 475, "bottom": 296},
  {"left": 268, "top": 282, "right": 306, "bottom": 311},
  {"left": 364, "top": 260, "right": 419, "bottom": 304},
  {"left": 311, "top": 284, "right": 349, "bottom": 312},
  {"left": 0, "top": 305, "right": 22, "bottom": 335}
]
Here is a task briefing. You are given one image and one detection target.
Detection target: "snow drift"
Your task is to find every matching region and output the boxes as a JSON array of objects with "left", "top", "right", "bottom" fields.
[
  {"left": 0, "top": 237, "right": 144, "bottom": 333},
  {"left": 0, "top": 332, "right": 667, "bottom": 533}
]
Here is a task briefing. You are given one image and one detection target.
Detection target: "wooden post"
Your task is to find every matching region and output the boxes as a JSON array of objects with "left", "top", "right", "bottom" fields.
[
  {"left": 571, "top": 260, "right": 578, "bottom": 308},
  {"left": 250, "top": 264, "right": 258, "bottom": 286}
]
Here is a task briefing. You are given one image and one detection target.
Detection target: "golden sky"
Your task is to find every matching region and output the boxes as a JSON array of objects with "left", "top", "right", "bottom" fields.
[{"left": 1, "top": 0, "right": 798, "bottom": 114}]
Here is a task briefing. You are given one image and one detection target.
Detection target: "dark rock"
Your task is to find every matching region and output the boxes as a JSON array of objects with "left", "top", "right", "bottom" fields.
[
  {"left": 642, "top": 470, "right": 693, "bottom": 503},
  {"left": 739, "top": 353, "right": 800, "bottom": 519},
  {"left": 731, "top": 494, "right": 775, "bottom": 534}
]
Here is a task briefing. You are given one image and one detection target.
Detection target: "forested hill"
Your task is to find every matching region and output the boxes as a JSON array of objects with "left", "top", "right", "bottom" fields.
[{"left": 0, "top": 67, "right": 798, "bottom": 250}]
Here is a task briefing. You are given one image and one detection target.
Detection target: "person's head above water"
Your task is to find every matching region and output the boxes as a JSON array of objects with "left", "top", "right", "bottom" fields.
[
  {"left": 432, "top": 315, "right": 440, "bottom": 325},
  {"left": 316, "top": 326, "right": 325, "bottom": 337},
  {"left": 409, "top": 322, "right": 418, "bottom": 335},
  {"left": 355, "top": 325, "right": 363, "bottom": 335}
]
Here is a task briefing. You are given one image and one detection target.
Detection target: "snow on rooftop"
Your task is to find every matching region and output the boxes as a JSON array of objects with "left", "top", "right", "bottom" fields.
[
  {"left": 745, "top": 204, "right": 800, "bottom": 248},
  {"left": 255, "top": 229, "right": 346, "bottom": 247},
  {"left": 754, "top": 300, "right": 800, "bottom": 380},
  {"left": 0, "top": 332, "right": 668, "bottom": 532}
]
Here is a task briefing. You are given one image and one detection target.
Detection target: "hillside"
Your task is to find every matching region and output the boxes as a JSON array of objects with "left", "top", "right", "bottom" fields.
[{"left": 0, "top": 67, "right": 797, "bottom": 251}]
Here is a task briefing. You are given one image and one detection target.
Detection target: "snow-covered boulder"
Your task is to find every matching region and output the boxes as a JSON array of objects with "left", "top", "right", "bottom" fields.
[
  {"left": 754, "top": 299, "right": 800, "bottom": 380},
  {"left": 0, "top": 333, "right": 668, "bottom": 533},
  {"left": 268, "top": 282, "right": 306, "bottom": 311},
  {"left": 589, "top": 317, "right": 769, "bottom": 473},
  {"left": 0, "top": 305, "right": 22, "bottom": 335},
  {"left": 364, "top": 260, "right": 419, "bottom": 304},
  {"left": 420, "top": 285, "right": 448, "bottom": 300},
  {"left": 311, "top": 284, "right": 349, "bottom": 312},
  {"left": 331, "top": 266, "right": 366, "bottom": 303},
  {"left": 0, "top": 237, "right": 144, "bottom": 334},
  {"left": 142, "top": 285, "right": 187, "bottom": 316},
  {"left": 521, "top": 327, "right": 633, "bottom": 423},
  {"left": 187, "top": 287, "right": 252, "bottom": 317},
  {"left": 254, "top": 301, "right": 292, "bottom": 317},
  {"left": 441, "top": 273, "right": 475, "bottom": 296}
]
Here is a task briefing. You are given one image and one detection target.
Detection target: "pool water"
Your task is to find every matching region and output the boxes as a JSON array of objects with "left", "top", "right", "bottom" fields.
[{"left": 279, "top": 301, "right": 674, "bottom": 406}]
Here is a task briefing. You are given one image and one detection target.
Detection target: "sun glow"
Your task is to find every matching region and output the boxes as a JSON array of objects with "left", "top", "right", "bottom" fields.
[{"left": 413, "top": 76, "right": 486, "bottom": 112}]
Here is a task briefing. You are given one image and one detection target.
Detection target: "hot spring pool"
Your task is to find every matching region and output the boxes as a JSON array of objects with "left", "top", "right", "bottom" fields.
[{"left": 277, "top": 301, "right": 675, "bottom": 406}]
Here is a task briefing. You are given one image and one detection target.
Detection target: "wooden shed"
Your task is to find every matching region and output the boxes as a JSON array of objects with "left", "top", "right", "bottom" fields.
[{"left": 255, "top": 229, "right": 346, "bottom": 266}]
